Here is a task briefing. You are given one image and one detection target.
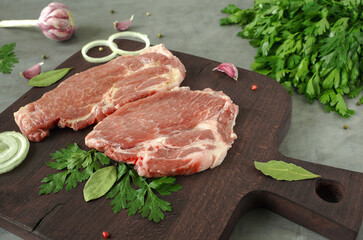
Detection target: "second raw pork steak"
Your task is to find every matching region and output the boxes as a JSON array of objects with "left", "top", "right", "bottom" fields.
[
  {"left": 85, "top": 87, "right": 239, "bottom": 177},
  {"left": 14, "top": 44, "right": 185, "bottom": 142}
]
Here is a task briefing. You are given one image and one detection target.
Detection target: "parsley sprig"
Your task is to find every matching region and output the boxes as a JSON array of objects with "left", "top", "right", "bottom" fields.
[
  {"left": 0, "top": 43, "right": 19, "bottom": 74},
  {"left": 220, "top": 1, "right": 363, "bottom": 117},
  {"left": 39, "top": 144, "right": 183, "bottom": 223},
  {"left": 39, "top": 143, "right": 110, "bottom": 194},
  {"left": 106, "top": 164, "right": 182, "bottom": 223}
]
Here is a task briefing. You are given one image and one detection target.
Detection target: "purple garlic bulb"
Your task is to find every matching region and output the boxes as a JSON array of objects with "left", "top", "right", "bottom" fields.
[
  {"left": 0, "top": 2, "right": 76, "bottom": 41},
  {"left": 37, "top": 2, "right": 76, "bottom": 41}
]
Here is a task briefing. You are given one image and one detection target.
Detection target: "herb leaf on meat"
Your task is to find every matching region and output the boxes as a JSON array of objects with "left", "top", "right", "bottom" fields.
[{"left": 220, "top": 1, "right": 363, "bottom": 117}]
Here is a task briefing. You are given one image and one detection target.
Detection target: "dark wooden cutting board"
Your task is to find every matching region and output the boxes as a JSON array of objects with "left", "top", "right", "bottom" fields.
[{"left": 0, "top": 40, "right": 362, "bottom": 240}]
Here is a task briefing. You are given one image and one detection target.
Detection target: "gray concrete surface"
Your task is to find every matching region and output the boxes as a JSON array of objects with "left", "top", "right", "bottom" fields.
[{"left": 1, "top": 0, "right": 362, "bottom": 239}]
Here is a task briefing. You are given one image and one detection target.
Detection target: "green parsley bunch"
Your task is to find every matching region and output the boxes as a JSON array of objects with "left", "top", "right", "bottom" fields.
[{"left": 221, "top": 0, "right": 363, "bottom": 117}]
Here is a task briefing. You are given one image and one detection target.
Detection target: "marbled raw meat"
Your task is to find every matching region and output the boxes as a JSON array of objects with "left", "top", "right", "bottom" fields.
[
  {"left": 85, "top": 87, "right": 239, "bottom": 177},
  {"left": 14, "top": 44, "right": 185, "bottom": 142}
]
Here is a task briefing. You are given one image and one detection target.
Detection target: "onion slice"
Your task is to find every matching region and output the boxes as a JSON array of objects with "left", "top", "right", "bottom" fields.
[
  {"left": 81, "top": 40, "right": 118, "bottom": 63},
  {"left": 0, "top": 131, "right": 30, "bottom": 174},
  {"left": 107, "top": 31, "right": 150, "bottom": 56}
]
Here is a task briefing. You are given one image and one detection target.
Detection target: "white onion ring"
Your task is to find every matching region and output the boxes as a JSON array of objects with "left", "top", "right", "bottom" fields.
[
  {"left": 81, "top": 40, "right": 118, "bottom": 63},
  {"left": 107, "top": 31, "right": 150, "bottom": 56},
  {"left": 0, "top": 131, "right": 30, "bottom": 174}
]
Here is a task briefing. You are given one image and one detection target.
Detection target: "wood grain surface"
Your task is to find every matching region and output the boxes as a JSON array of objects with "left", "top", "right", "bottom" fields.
[{"left": 0, "top": 40, "right": 362, "bottom": 240}]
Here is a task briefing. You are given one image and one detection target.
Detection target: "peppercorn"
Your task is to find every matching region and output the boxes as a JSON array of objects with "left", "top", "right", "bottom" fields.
[{"left": 102, "top": 231, "right": 110, "bottom": 239}]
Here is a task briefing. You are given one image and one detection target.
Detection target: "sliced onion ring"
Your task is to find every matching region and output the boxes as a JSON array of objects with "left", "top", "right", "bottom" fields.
[
  {"left": 107, "top": 31, "right": 150, "bottom": 56},
  {"left": 81, "top": 40, "right": 118, "bottom": 63},
  {"left": 0, "top": 131, "right": 30, "bottom": 174}
]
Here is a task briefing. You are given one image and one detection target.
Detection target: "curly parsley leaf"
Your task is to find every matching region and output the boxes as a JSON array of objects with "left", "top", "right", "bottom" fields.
[
  {"left": 39, "top": 170, "right": 70, "bottom": 194},
  {"left": 149, "top": 176, "right": 183, "bottom": 196},
  {"left": 39, "top": 143, "right": 110, "bottom": 194},
  {"left": 0, "top": 43, "right": 19, "bottom": 74},
  {"left": 140, "top": 188, "right": 171, "bottom": 222},
  {"left": 106, "top": 164, "right": 183, "bottom": 223},
  {"left": 220, "top": 0, "right": 363, "bottom": 117}
]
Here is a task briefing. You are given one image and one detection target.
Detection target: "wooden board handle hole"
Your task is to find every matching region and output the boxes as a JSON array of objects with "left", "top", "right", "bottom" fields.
[{"left": 315, "top": 179, "right": 344, "bottom": 203}]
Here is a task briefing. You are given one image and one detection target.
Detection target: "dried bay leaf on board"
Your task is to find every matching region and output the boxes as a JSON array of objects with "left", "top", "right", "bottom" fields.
[
  {"left": 83, "top": 165, "right": 117, "bottom": 202},
  {"left": 28, "top": 67, "right": 72, "bottom": 87},
  {"left": 254, "top": 160, "right": 320, "bottom": 181}
]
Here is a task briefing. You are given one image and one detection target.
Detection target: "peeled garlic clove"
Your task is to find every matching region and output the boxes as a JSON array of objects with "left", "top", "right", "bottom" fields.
[
  {"left": 213, "top": 63, "right": 238, "bottom": 81},
  {"left": 20, "top": 62, "right": 43, "bottom": 79},
  {"left": 114, "top": 15, "right": 134, "bottom": 31}
]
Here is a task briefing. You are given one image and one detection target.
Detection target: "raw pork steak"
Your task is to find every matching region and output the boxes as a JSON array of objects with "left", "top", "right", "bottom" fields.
[
  {"left": 85, "top": 87, "right": 239, "bottom": 177},
  {"left": 14, "top": 44, "right": 185, "bottom": 142}
]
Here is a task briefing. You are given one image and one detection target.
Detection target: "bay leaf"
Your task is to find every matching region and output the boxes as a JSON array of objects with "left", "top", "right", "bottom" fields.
[
  {"left": 27, "top": 67, "right": 72, "bottom": 87},
  {"left": 254, "top": 160, "right": 320, "bottom": 181},
  {"left": 83, "top": 165, "right": 117, "bottom": 202}
]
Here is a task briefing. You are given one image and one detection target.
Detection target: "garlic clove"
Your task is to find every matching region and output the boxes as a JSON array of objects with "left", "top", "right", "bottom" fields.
[
  {"left": 212, "top": 63, "right": 238, "bottom": 81},
  {"left": 20, "top": 62, "right": 43, "bottom": 79},
  {"left": 114, "top": 15, "right": 134, "bottom": 31}
]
